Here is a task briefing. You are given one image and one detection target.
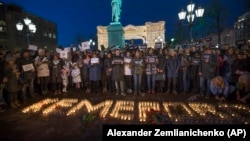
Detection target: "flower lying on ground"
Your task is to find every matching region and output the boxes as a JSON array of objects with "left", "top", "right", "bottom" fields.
[
  {"left": 82, "top": 112, "right": 97, "bottom": 124},
  {"left": 146, "top": 108, "right": 172, "bottom": 124}
]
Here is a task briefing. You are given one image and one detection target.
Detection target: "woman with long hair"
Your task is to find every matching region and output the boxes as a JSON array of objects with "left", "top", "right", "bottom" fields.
[{"left": 210, "top": 75, "right": 235, "bottom": 101}]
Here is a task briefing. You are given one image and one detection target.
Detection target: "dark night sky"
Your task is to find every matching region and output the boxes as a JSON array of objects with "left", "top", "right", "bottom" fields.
[{"left": 2, "top": 0, "right": 248, "bottom": 47}]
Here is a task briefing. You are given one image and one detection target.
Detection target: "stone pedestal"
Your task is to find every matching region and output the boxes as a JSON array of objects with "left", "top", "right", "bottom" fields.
[{"left": 107, "top": 23, "right": 125, "bottom": 49}]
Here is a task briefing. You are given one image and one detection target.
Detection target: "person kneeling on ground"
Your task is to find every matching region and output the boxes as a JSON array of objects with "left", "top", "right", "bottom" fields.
[
  {"left": 210, "top": 75, "right": 235, "bottom": 102},
  {"left": 235, "top": 72, "right": 250, "bottom": 104}
]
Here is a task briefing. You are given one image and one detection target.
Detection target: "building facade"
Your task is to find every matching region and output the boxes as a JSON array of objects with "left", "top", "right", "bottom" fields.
[
  {"left": 234, "top": 12, "right": 250, "bottom": 47},
  {"left": 97, "top": 21, "right": 165, "bottom": 50},
  {"left": 0, "top": 3, "right": 57, "bottom": 52}
]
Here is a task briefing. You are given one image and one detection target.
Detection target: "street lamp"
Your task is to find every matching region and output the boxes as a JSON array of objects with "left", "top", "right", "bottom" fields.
[
  {"left": 89, "top": 39, "right": 96, "bottom": 51},
  {"left": 155, "top": 36, "right": 163, "bottom": 48},
  {"left": 16, "top": 17, "right": 37, "bottom": 48},
  {"left": 178, "top": 0, "right": 204, "bottom": 43}
]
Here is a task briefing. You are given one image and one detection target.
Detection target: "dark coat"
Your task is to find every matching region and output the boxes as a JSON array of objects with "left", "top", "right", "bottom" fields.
[
  {"left": 4, "top": 63, "right": 20, "bottom": 93},
  {"left": 104, "top": 57, "right": 113, "bottom": 76},
  {"left": 111, "top": 56, "right": 124, "bottom": 81},
  {"left": 199, "top": 54, "right": 218, "bottom": 79},
  {"left": 88, "top": 58, "right": 102, "bottom": 81},
  {"left": 166, "top": 56, "right": 181, "bottom": 78},
  {"left": 16, "top": 56, "right": 36, "bottom": 83},
  {"left": 49, "top": 59, "right": 64, "bottom": 83}
]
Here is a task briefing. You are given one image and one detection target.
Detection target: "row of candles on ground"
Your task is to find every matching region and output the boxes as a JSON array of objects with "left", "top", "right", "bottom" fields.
[
  {"left": 110, "top": 100, "right": 134, "bottom": 120},
  {"left": 66, "top": 99, "right": 113, "bottom": 118},
  {"left": 22, "top": 98, "right": 59, "bottom": 113},
  {"left": 138, "top": 102, "right": 160, "bottom": 122},
  {"left": 21, "top": 99, "right": 250, "bottom": 123}
]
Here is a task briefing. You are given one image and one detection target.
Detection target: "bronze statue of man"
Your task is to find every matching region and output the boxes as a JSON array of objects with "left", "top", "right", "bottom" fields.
[{"left": 111, "top": 0, "right": 122, "bottom": 23}]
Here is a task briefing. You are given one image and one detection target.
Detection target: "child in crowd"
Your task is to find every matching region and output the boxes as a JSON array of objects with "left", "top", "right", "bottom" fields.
[
  {"left": 71, "top": 63, "right": 81, "bottom": 91},
  {"left": 61, "top": 64, "right": 70, "bottom": 93}
]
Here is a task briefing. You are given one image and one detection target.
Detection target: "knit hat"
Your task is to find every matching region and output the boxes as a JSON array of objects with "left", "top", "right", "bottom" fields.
[{"left": 5, "top": 54, "right": 15, "bottom": 62}]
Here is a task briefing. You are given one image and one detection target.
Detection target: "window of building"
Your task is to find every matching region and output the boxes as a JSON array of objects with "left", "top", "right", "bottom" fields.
[
  {"left": 49, "top": 33, "right": 52, "bottom": 38},
  {"left": 0, "top": 26, "right": 3, "bottom": 32},
  {"left": 53, "top": 34, "right": 56, "bottom": 39},
  {"left": 43, "top": 32, "right": 47, "bottom": 37}
]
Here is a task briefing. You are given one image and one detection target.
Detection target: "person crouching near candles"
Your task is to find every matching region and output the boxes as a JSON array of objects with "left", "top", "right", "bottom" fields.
[
  {"left": 210, "top": 75, "right": 235, "bottom": 102},
  {"left": 50, "top": 54, "right": 64, "bottom": 95},
  {"left": 71, "top": 63, "right": 81, "bottom": 92},
  {"left": 235, "top": 72, "right": 250, "bottom": 104},
  {"left": 88, "top": 52, "right": 102, "bottom": 94},
  {"left": 4, "top": 54, "right": 21, "bottom": 108}
]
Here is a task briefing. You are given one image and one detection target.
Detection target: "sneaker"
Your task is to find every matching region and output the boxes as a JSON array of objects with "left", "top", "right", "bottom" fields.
[
  {"left": 103, "top": 88, "right": 108, "bottom": 93},
  {"left": 0, "top": 107, "right": 6, "bottom": 112},
  {"left": 133, "top": 91, "right": 137, "bottom": 96},
  {"left": 121, "top": 92, "right": 126, "bottom": 96},
  {"left": 173, "top": 90, "right": 178, "bottom": 95},
  {"left": 141, "top": 93, "right": 145, "bottom": 97},
  {"left": 115, "top": 93, "right": 119, "bottom": 95},
  {"left": 152, "top": 90, "right": 155, "bottom": 94},
  {"left": 215, "top": 95, "right": 220, "bottom": 101},
  {"left": 14, "top": 101, "right": 21, "bottom": 107},
  {"left": 166, "top": 90, "right": 170, "bottom": 94},
  {"left": 220, "top": 96, "right": 226, "bottom": 102},
  {"left": 10, "top": 103, "right": 17, "bottom": 109},
  {"left": 148, "top": 90, "right": 151, "bottom": 94}
]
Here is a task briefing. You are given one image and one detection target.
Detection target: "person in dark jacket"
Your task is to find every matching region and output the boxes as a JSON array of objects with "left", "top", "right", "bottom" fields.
[
  {"left": 50, "top": 54, "right": 64, "bottom": 95},
  {"left": 111, "top": 49, "right": 126, "bottom": 96},
  {"left": 4, "top": 54, "right": 21, "bottom": 108},
  {"left": 199, "top": 48, "right": 218, "bottom": 96},
  {"left": 104, "top": 51, "right": 114, "bottom": 94},
  {"left": 130, "top": 50, "right": 145, "bottom": 96},
  {"left": 16, "top": 49, "right": 36, "bottom": 101},
  {"left": 0, "top": 52, "right": 7, "bottom": 112},
  {"left": 166, "top": 49, "right": 180, "bottom": 95},
  {"left": 88, "top": 53, "right": 102, "bottom": 94}
]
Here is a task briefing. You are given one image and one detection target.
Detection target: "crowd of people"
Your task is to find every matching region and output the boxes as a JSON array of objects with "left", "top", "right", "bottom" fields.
[{"left": 0, "top": 44, "right": 250, "bottom": 112}]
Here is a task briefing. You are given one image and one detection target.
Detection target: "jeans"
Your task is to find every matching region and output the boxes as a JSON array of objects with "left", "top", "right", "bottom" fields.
[
  {"left": 115, "top": 81, "right": 124, "bottom": 93},
  {"left": 38, "top": 77, "right": 49, "bottom": 93},
  {"left": 199, "top": 77, "right": 211, "bottom": 95},
  {"left": 182, "top": 69, "right": 190, "bottom": 92},
  {"left": 133, "top": 74, "right": 142, "bottom": 92},
  {"left": 125, "top": 75, "right": 133, "bottom": 90},
  {"left": 0, "top": 84, "right": 6, "bottom": 105},
  {"left": 147, "top": 74, "right": 156, "bottom": 91},
  {"left": 21, "top": 78, "right": 35, "bottom": 100}
]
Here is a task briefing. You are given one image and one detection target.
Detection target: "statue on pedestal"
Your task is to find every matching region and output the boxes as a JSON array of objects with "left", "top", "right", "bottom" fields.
[{"left": 111, "top": 0, "right": 122, "bottom": 23}]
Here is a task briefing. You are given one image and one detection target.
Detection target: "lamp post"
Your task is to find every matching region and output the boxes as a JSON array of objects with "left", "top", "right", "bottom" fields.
[
  {"left": 16, "top": 17, "right": 36, "bottom": 48},
  {"left": 178, "top": 0, "right": 204, "bottom": 43},
  {"left": 155, "top": 36, "right": 163, "bottom": 48},
  {"left": 171, "top": 38, "right": 175, "bottom": 49},
  {"left": 89, "top": 39, "right": 96, "bottom": 51}
]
